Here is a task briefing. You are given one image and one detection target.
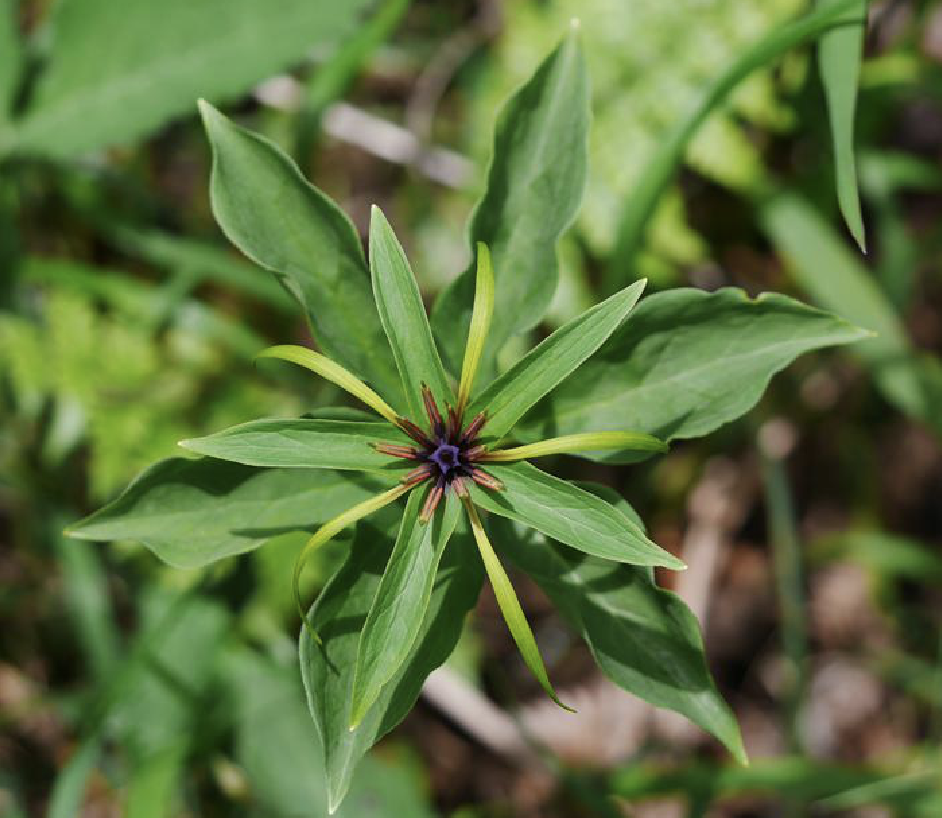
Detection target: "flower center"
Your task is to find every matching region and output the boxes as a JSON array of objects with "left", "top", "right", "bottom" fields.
[{"left": 430, "top": 442, "right": 460, "bottom": 476}]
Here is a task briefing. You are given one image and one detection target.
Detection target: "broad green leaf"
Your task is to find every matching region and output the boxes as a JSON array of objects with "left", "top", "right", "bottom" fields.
[
  {"left": 761, "top": 193, "right": 942, "bottom": 436},
  {"left": 520, "top": 287, "right": 868, "bottom": 457},
  {"left": 350, "top": 489, "right": 462, "bottom": 728},
  {"left": 125, "top": 746, "right": 184, "bottom": 818},
  {"left": 66, "top": 458, "right": 389, "bottom": 568},
  {"left": 494, "top": 506, "right": 745, "bottom": 763},
  {"left": 225, "top": 650, "right": 439, "bottom": 818},
  {"left": 432, "top": 29, "right": 589, "bottom": 376},
  {"left": 181, "top": 418, "right": 408, "bottom": 471},
  {"left": 11, "top": 0, "right": 371, "bottom": 157},
  {"left": 819, "top": 0, "right": 867, "bottom": 251},
  {"left": 369, "top": 206, "right": 453, "bottom": 421},
  {"left": 0, "top": 0, "right": 19, "bottom": 130},
  {"left": 199, "top": 102, "right": 404, "bottom": 407},
  {"left": 300, "top": 507, "right": 483, "bottom": 812},
  {"left": 467, "top": 280, "right": 646, "bottom": 441},
  {"left": 603, "top": 0, "right": 865, "bottom": 286},
  {"left": 470, "top": 462, "right": 683, "bottom": 569}
]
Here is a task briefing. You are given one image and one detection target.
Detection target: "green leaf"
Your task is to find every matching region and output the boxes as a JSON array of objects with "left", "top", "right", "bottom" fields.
[
  {"left": 819, "top": 0, "right": 868, "bottom": 251},
  {"left": 520, "top": 287, "right": 868, "bottom": 457},
  {"left": 10, "top": 0, "right": 372, "bottom": 156},
  {"left": 493, "top": 493, "right": 746, "bottom": 764},
  {"left": 761, "top": 193, "right": 942, "bottom": 436},
  {"left": 66, "top": 458, "right": 388, "bottom": 569},
  {"left": 603, "top": 0, "right": 866, "bottom": 286},
  {"left": 470, "top": 462, "right": 684, "bottom": 569},
  {"left": 0, "top": 0, "right": 20, "bottom": 130},
  {"left": 350, "top": 489, "right": 462, "bottom": 728},
  {"left": 432, "top": 29, "right": 589, "bottom": 376},
  {"left": 198, "top": 102, "right": 404, "bottom": 407},
  {"left": 467, "top": 281, "right": 646, "bottom": 441},
  {"left": 180, "top": 418, "right": 408, "bottom": 471},
  {"left": 300, "top": 507, "right": 483, "bottom": 812},
  {"left": 369, "top": 206, "right": 453, "bottom": 421}
]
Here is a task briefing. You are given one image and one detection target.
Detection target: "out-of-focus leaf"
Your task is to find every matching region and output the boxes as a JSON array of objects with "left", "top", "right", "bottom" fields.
[
  {"left": 0, "top": 0, "right": 19, "bottom": 129},
  {"left": 11, "top": 0, "right": 372, "bottom": 156},
  {"left": 816, "top": 529, "right": 942, "bottom": 580},
  {"left": 762, "top": 193, "right": 942, "bottom": 436},
  {"left": 471, "top": 462, "right": 683, "bottom": 569},
  {"left": 351, "top": 490, "right": 461, "bottom": 728},
  {"left": 125, "top": 746, "right": 185, "bottom": 818},
  {"left": 300, "top": 507, "right": 483, "bottom": 812},
  {"left": 602, "top": 0, "right": 864, "bottom": 286},
  {"left": 466, "top": 281, "right": 645, "bottom": 440},
  {"left": 369, "top": 207, "right": 453, "bottom": 422},
  {"left": 494, "top": 503, "right": 744, "bottom": 763},
  {"left": 199, "top": 102, "right": 404, "bottom": 407},
  {"left": 226, "top": 649, "right": 439, "bottom": 818},
  {"left": 519, "top": 288, "right": 868, "bottom": 458},
  {"left": 67, "top": 458, "right": 389, "bottom": 569},
  {"left": 55, "top": 532, "right": 119, "bottom": 682},
  {"left": 181, "top": 418, "right": 406, "bottom": 471},
  {"left": 819, "top": 0, "right": 868, "bottom": 251},
  {"left": 432, "top": 29, "right": 589, "bottom": 376},
  {"left": 47, "top": 739, "right": 102, "bottom": 818}
]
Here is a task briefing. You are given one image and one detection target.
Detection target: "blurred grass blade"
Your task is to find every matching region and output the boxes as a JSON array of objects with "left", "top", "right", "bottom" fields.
[
  {"left": 466, "top": 281, "right": 646, "bottom": 440},
  {"left": 369, "top": 206, "right": 453, "bottom": 422},
  {"left": 0, "top": 0, "right": 20, "bottom": 132},
  {"left": 604, "top": 0, "right": 864, "bottom": 289},
  {"left": 48, "top": 738, "right": 102, "bottom": 818},
  {"left": 180, "top": 418, "right": 408, "bottom": 471},
  {"left": 350, "top": 489, "right": 462, "bottom": 728},
  {"left": 457, "top": 243, "right": 494, "bottom": 413},
  {"left": 258, "top": 345, "right": 400, "bottom": 425},
  {"left": 761, "top": 192, "right": 942, "bottom": 437},
  {"left": 819, "top": 0, "right": 868, "bottom": 251},
  {"left": 463, "top": 498, "right": 573, "bottom": 712},
  {"left": 55, "top": 531, "right": 119, "bottom": 682},
  {"left": 482, "top": 431, "right": 666, "bottom": 462}
]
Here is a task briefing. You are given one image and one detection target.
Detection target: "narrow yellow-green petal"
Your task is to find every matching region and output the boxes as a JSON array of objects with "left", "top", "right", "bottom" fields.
[
  {"left": 462, "top": 498, "right": 574, "bottom": 713},
  {"left": 482, "top": 431, "right": 667, "bottom": 463},
  {"left": 457, "top": 243, "right": 494, "bottom": 413},
  {"left": 294, "top": 482, "right": 413, "bottom": 642},
  {"left": 258, "top": 345, "right": 399, "bottom": 425}
]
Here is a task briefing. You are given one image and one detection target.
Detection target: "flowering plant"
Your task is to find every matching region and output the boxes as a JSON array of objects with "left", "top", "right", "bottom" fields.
[{"left": 68, "top": 32, "right": 865, "bottom": 812}]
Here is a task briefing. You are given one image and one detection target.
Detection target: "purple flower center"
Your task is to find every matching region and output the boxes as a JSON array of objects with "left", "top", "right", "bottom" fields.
[{"left": 430, "top": 442, "right": 460, "bottom": 476}]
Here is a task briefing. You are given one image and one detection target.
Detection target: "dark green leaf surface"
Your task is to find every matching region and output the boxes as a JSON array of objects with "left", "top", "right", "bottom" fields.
[
  {"left": 762, "top": 193, "right": 942, "bottom": 436},
  {"left": 11, "top": 0, "right": 371, "bottom": 156},
  {"left": 199, "top": 102, "right": 404, "bottom": 407},
  {"left": 180, "top": 418, "right": 407, "bottom": 471},
  {"left": 819, "top": 0, "right": 868, "bottom": 250},
  {"left": 467, "top": 281, "right": 646, "bottom": 441},
  {"left": 301, "top": 508, "right": 483, "bottom": 812},
  {"left": 520, "top": 288, "right": 868, "bottom": 457},
  {"left": 350, "top": 490, "right": 462, "bottom": 728},
  {"left": 67, "top": 458, "right": 389, "bottom": 568},
  {"left": 493, "top": 501, "right": 745, "bottom": 763},
  {"left": 369, "top": 206, "right": 453, "bottom": 421},
  {"left": 471, "top": 462, "right": 683, "bottom": 569},
  {"left": 0, "top": 0, "right": 19, "bottom": 129},
  {"left": 432, "top": 29, "right": 589, "bottom": 377}
]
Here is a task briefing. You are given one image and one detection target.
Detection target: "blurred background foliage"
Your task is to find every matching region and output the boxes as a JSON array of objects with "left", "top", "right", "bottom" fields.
[{"left": 1, "top": 0, "right": 941, "bottom": 816}]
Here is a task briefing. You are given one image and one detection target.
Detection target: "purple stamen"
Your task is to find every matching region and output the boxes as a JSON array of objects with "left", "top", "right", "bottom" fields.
[{"left": 430, "top": 442, "right": 460, "bottom": 476}]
